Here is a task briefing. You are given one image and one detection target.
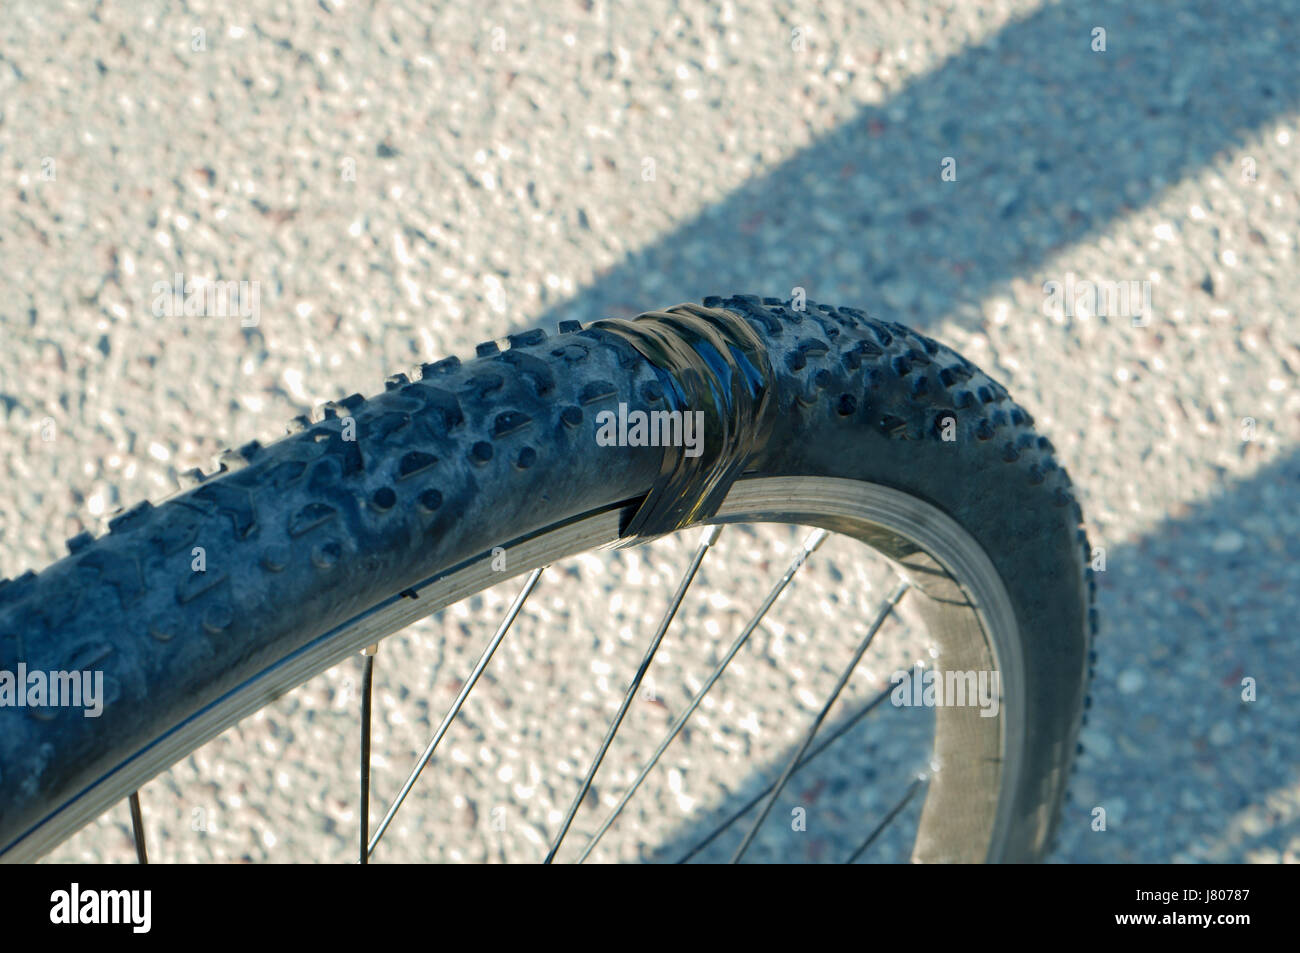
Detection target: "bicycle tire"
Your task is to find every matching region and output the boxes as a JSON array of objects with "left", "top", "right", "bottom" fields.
[{"left": 0, "top": 294, "right": 1094, "bottom": 862}]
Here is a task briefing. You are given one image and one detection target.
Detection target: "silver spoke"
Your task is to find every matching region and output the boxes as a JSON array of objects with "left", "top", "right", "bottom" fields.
[
  {"left": 576, "top": 527, "right": 830, "bottom": 863},
  {"left": 358, "top": 644, "right": 378, "bottom": 865},
  {"left": 845, "top": 776, "right": 927, "bottom": 863},
  {"left": 367, "top": 566, "right": 545, "bottom": 859},
  {"left": 730, "top": 580, "right": 910, "bottom": 863},
  {"left": 127, "top": 791, "right": 147, "bottom": 864},
  {"left": 544, "top": 525, "right": 722, "bottom": 864}
]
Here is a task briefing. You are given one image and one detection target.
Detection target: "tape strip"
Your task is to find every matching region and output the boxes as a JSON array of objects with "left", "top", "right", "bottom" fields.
[{"left": 588, "top": 303, "right": 776, "bottom": 541}]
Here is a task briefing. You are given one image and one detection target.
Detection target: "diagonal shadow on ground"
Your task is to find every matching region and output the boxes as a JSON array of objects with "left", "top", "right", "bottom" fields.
[{"left": 522, "top": 0, "right": 1299, "bottom": 336}]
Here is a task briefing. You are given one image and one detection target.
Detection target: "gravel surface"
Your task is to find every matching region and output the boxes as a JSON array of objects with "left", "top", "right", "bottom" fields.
[{"left": 1, "top": 0, "right": 1297, "bottom": 862}]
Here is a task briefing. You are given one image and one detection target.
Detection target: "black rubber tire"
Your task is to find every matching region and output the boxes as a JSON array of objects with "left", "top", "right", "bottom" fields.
[{"left": 0, "top": 294, "right": 1094, "bottom": 859}]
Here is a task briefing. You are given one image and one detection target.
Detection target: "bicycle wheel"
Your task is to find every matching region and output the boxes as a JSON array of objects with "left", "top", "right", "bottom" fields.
[{"left": 0, "top": 294, "right": 1094, "bottom": 863}]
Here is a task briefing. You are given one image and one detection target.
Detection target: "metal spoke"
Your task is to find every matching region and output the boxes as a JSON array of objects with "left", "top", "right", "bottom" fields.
[
  {"left": 366, "top": 566, "right": 545, "bottom": 859},
  {"left": 730, "top": 580, "right": 910, "bottom": 863},
  {"left": 127, "top": 791, "right": 147, "bottom": 864},
  {"left": 675, "top": 681, "right": 897, "bottom": 863},
  {"left": 576, "top": 527, "right": 831, "bottom": 863},
  {"left": 845, "top": 776, "right": 926, "bottom": 863},
  {"left": 359, "top": 644, "right": 378, "bottom": 865},
  {"left": 544, "top": 525, "right": 722, "bottom": 864}
]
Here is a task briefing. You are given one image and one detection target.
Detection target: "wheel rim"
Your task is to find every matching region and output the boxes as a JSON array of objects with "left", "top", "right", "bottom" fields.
[{"left": 5, "top": 476, "right": 1022, "bottom": 864}]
